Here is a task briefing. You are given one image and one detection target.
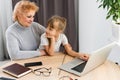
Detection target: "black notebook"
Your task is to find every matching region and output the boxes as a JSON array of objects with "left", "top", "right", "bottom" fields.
[{"left": 2, "top": 63, "right": 32, "bottom": 78}]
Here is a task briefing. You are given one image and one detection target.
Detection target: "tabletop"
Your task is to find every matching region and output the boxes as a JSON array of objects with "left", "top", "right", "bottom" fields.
[{"left": 0, "top": 52, "right": 120, "bottom": 80}]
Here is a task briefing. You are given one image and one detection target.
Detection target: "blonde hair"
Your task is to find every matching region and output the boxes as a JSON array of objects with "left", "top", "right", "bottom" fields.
[
  {"left": 47, "top": 15, "right": 66, "bottom": 32},
  {"left": 13, "top": 0, "right": 39, "bottom": 21}
]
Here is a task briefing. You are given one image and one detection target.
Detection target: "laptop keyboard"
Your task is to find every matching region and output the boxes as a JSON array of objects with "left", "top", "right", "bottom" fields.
[{"left": 71, "top": 61, "right": 87, "bottom": 73}]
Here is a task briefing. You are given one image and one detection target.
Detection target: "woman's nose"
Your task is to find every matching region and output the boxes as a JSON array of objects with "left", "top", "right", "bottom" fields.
[{"left": 30, "top": 17, "right": 34, "bottom": 22}]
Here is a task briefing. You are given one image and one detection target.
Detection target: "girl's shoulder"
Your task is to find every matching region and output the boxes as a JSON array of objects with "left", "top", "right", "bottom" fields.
[
  {"left": 41, "top": 33, "right": 46, "bottom": 38},
  {"left": 41, "top": 33, "right": 46, "bottom": 36},
  {"left": 60, "top": 33, "right": 67, "bottom": 37},
  {"left": 59, "top": 33, "right": 68, "bottom": 40}
]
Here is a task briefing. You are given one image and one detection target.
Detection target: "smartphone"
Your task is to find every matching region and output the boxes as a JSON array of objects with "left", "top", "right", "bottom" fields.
[
  {"left": 0, "top": 77, "right": 15, "bottom": 80},
  {"left": 24, "top": 61, "right": 42, "bottom": 67}
]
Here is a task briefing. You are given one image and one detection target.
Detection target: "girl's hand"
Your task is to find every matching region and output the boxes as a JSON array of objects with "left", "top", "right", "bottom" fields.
[
  {"left": 45, "top": 33, "right": 55, "bottom": 41},
  {"left": 40, "top": 50, "right": 46, "bottom": 56},
  {"left": 79, "top": 53, "right": 89, "bottom": 61}
]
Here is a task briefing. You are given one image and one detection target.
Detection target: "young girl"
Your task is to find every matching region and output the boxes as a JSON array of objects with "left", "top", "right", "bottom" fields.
[{"left": 39, "top": 16, "right": 89, "bottom": 61}]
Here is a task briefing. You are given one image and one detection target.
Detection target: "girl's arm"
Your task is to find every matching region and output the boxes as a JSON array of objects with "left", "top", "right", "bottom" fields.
[
  {"left": 64, "top": 44, "right": 89, "bottom": 61},
  {"left": 44, "top": 37, "right": 55, "bottom": 56},
  {"left": 64, "top": 44, "right": 79, "bottom": 56}
]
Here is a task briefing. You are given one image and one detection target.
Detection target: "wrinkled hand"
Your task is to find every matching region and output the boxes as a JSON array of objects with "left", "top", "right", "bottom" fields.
[{"left": 79, "top": 53, "right": 89, "bottom": 61}]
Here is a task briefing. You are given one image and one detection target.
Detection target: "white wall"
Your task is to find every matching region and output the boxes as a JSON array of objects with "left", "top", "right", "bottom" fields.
[{"left": 79, "top": 0, "right": 113, "bottom": 53}]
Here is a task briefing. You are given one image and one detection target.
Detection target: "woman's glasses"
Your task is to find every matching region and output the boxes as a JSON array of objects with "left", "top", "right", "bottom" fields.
[{"left": 33, "top": 67, "right": 52, "bottom": 77}]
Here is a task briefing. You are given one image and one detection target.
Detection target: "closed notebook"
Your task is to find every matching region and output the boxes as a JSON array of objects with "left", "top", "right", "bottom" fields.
[{"left": 2, "top": 63, "right": 32, "bottom": 78}]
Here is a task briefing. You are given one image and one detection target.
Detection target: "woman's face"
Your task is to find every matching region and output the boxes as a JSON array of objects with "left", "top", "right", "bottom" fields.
[{"left": 17, "top": 10, "right": 35, "bottom": 27}]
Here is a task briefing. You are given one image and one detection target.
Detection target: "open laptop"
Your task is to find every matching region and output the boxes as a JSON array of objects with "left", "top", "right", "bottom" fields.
[{"left": 59, "top": 42, "right": 116, "bottom": 76}]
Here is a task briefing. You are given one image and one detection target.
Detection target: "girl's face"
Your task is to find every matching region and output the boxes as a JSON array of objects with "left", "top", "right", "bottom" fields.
[
  {"left": 46, "top": 21, "right": 61, "bottom": 37},
  {"left": 17, "top": 10, "right": 35, "bottom": 27},
  {"left": 45, "top": 27, "right": 57, "bottom": 37}
]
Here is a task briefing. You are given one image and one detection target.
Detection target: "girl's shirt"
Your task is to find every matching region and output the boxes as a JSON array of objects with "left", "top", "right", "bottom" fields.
[{"left": 39, "top": 33, "right": 68, "bottom": 52}]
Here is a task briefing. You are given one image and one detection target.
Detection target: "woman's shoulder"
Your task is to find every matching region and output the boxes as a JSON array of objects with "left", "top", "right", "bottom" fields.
[
  {"left": 31, "top": 22, "right": 45, "bottom": 31},
  {"left": 31, "top": 22, "right": 43, "bottom": 27},
  {"left": 6, "top": 22, "right": 18, "bottom": 32},
  {"left": 32, "top": 22, "right": 39, "bottom": 25}
]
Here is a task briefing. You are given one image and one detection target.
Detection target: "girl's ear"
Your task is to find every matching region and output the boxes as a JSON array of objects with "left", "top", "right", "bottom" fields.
[{"left": 58, "top": 30, "right": 63, "bottom": 33}]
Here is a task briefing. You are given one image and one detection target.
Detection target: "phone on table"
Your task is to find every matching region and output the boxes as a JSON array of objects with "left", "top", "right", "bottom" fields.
[
  {"left": 24, "top": 61, "right": 42, "bottom": 67},
  {"left": 0, "top": 77, "right": 15, "bottom": 80}
]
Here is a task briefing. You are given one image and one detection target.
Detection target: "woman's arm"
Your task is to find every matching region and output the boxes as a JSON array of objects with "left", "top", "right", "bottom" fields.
[
  {"left": 5, "top": 22, "right": 46, "bottom": 60},
  {"left": 6, "top": 32, "right": 41, "bottom": 60}
]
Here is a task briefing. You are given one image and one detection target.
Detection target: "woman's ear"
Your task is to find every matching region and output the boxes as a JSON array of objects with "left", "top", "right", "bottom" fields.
[{"left": 16, "top": 12, "right": 22, "bottom": 20}]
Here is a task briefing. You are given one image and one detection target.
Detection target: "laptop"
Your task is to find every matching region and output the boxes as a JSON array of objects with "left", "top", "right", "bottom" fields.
[{"left": 59, "top": 42, "right": 116, "bottom": 76}]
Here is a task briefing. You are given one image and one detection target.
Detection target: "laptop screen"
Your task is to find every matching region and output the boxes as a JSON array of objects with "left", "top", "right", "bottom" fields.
[{"left": 71, "top": 61, "right": 87, "bottom": 73}]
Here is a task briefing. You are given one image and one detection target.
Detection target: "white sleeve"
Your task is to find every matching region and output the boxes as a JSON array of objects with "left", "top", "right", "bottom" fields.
[
  {"left": 39, "top": 33, "right": 49, "bottom": 50},
  {"left": 62, "top": 34, "right": 68, "bottom": 45}
]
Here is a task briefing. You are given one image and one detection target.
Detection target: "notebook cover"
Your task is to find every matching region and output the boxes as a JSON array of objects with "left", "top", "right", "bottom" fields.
[{"left": 2, "top": 63, "right": 31, "bottom": 78}]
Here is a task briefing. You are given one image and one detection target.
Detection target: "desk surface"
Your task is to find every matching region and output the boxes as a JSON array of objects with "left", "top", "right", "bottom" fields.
[{"left": 0, "top": 53, "right": 120, "bottom": 80}]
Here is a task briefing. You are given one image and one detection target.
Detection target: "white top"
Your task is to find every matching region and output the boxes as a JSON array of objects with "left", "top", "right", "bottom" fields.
[{"left": 39, "top": 33, "right": 68, "bottom": 52}]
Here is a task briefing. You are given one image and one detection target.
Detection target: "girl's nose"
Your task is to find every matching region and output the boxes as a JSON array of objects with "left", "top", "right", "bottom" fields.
[{"left": 46, "top": 29, "right": 49, "bottom": 34}]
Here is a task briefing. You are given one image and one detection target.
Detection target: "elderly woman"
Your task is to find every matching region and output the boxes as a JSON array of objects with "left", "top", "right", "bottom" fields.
[{"left": 6, "top": 0, "right": 46, "bottom": 60}]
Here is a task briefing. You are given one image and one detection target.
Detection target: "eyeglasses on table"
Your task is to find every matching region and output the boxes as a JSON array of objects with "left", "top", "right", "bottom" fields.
[
  {"left": 32, "top": 67, "right": 52, "bottom": 77},
  {"left": 59, "top": 76, "right": 78, "bottom": 80}
]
